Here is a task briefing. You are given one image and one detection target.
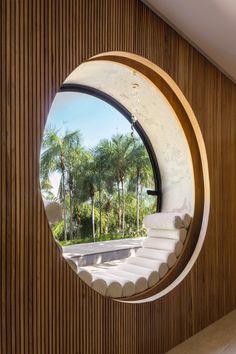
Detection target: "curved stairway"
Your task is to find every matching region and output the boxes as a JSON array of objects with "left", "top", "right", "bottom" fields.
[{"left": 67, "top": 212, "right": 192, "bottom": 298}]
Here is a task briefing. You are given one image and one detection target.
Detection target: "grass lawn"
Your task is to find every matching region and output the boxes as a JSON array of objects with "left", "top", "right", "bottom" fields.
[{"left": 60, "top": 232, "right": 143, "bottom": 246}]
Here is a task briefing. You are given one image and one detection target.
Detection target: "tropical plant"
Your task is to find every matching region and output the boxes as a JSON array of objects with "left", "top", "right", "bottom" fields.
[
  {"left": 40, "top": 127, "right": 156, "bottom": 244},
  {"left": 74, "top": 152, "right": 99, "bottom": 240},
  {"left": 95, "top": 134, "right": 134, "bottom": 235},
  {"left": 92, "top": 143, "right": 115, "bottom": 236},
  {"left": 129, "top": 139, "right": 154, "bottom": 230},
  {"left": 40, "top": 127, "right": 82, "bottom": 240}
]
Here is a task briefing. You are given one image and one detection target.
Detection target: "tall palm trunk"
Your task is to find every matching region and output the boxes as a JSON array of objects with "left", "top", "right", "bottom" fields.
[
  {"left": 91, "top": 195, "right": 95, "bottom": 240},
  {"left": 60, "top": 152, "right": 67, "bottom": 241},
  {"left": 62, "top": 168, "right": 67, "bottom": 241},
  {"left": 68, "top": 172, "right": 73, "bottom": 240},
  {"left": 69, "top": 189, "right": 73, "bottom": 239},
  {"left": 121, "top": 179, "right": 125, "bottom": 236},
  {"left": 136, "top": 172, "right": 140, "bottom": 231},
  {"left": 99, "top": 189, "right": 102, "bottom": 237},
  {"left": 140, "top": 185, "right": 144, "bottom": 224},
  {"left": 117, "top": 181, "right": 122, "bottom": 232}
]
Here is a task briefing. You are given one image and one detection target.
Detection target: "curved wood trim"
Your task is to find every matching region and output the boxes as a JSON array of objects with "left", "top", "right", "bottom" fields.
[
  {"left": 59, "top": 83, "right": 162, "bottom": 211},
  {"left": 88, "top": 52, "right": 210, "bottom": 302}
]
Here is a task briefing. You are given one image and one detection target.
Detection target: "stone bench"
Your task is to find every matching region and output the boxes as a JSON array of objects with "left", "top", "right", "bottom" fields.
[{"left": 65, "top": 212, "right": 192, "bottom": 298}]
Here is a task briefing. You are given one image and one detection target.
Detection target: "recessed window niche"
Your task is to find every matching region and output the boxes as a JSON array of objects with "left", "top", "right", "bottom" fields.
[
  {"left": 40, "top": 90, "right": 158, "bottom": 242},
  {"left": 40, "top": 52, "right": 210, "bottom": 303}
]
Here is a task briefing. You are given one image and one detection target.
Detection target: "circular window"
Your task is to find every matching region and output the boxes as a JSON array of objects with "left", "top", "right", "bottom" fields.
[
  {"left": 40, "top": 89, "right": 160, "bottom": 240},
  {"left": 40, "top": 52, "right": 210, "bottom": 303}
]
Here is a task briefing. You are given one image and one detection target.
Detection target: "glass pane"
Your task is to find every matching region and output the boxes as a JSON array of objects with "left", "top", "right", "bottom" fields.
[{"left": 40, "top": 91, "right": 156, "bottom": 246}]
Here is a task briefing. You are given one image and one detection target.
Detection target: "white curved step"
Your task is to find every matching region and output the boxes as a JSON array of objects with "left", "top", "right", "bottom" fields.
[
  {"left": 103, "top": 274, "right": 136, "bottom": 297},
  {"left": 118, "top": 263, "right": 159, "bottom": 287},
  {"left": 92, "top": 271, "right": 136, "bottom": 297},
  {"left": 92, "top": 278, "right": 108, "bottom": 296},
  {"left": 73, "top": 212, "right": 191, "bottom": 298},
  {"left": 108, "top": 269, "right": 148, "bottom": 294},
  {"left": 143, "top": 237, "right": 183, "bottom": 257},
  {"left": 92, "top": 272, "right": 123, "bottom": 297},
  {"left": 144, "top": 212, "right": 191, "bottom": 230},
  {"left": 147, "top": 228, "right": 187, "bottom": 243},
  {"left": 126, "top": 256, "right": 168, "bottom": 278},
  {"left": 136, "top": 248, "right": 177, "bottom": 268},
  {"left": 77, "top": 267, "right": 93, "bottom": 286}
]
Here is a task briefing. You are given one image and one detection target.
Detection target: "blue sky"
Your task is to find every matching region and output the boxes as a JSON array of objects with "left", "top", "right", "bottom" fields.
[{"left": 46, "top": 91, "right": 136, "bottom": 149}]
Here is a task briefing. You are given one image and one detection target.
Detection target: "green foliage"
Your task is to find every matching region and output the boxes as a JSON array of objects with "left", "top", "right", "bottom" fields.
[
  {"left": 60, "top": 232, "right": 143, "bottom": 247},
  {"left": 78, "top": 203, "right": 99, "bottom": 238},
  {"left": 41, "top": 128, "right": 159, "bottom": 243},
  {"left": 128, "top": 227, "right": 147, "bottom": 238},
  {"left": 51, "top": 220, "right": 64, "bottom": 241}
]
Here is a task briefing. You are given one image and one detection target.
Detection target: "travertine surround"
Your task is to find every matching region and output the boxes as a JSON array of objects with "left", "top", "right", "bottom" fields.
[{"left": 65, "top": 60, "right": 194, "bottom": 213}]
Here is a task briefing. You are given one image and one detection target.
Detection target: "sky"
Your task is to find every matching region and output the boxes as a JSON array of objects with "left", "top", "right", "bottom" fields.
[
  {"left": 43, "top": 91, "right": 138, "bottom": 196},
  {"left": 46, "top": 91, "right": 136, "bottom": 149}
]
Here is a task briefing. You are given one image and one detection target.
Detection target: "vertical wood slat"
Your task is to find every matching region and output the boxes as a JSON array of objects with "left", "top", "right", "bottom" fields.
[
  {"left": 1, "top": 0, "right": 6, "bottom": 352},
  {"left": 1, "top": 0, "right": 236, "bottom": 353}
]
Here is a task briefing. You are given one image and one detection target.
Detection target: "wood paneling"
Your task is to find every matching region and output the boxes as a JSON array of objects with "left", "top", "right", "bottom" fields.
[{"left": 1, "top": 0, "right": 236, "bottom": 353}]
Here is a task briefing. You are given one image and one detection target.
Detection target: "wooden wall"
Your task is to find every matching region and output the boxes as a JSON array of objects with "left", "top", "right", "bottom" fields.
[{"left": 1, "top": 0, "right": 236, "bottom": 353}]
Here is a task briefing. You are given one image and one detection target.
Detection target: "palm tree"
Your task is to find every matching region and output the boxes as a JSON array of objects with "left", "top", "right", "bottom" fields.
[
  {"left": 40, "top": 127, "right": 82, "bottom": 240},
  {"left": 40, "top": 177, "right": 55, "bottom": 200},
  {"left": 75, "top": 153, "right": 98, "bottom": 240},
  {"left": 111, "top": 134, "right": 134, "bottom": 235},
  {"left": 93, "top": 139, "right": 116, "bottom": 232},
  {"left": 94, "top": 134, "right": 134, "bottom": 235},
  {"left": 129, "top": 139, "right": 154, "bottom": 231},
  {"left": 92, "top": 144, "right": 115, "bottom": 237}
]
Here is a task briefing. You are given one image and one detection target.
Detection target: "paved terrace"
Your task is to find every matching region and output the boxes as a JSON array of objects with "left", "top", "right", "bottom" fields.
[{"left": 63, "top": 237, "right": 144, "bottom": 267}]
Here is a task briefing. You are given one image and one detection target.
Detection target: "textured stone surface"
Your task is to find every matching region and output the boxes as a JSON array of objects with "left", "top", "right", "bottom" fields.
[
  {"left": 63, "top": 237, "right": 143, "bottom": 266},
  {"left": 65, "top": 60, "right": 194, "bottom": 213}
]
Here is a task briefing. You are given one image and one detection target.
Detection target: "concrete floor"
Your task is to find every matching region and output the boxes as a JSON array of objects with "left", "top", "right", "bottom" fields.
[
  {"left": 62, "top": 237, "right": 144, "bottom": 266},
  {"left": 63, "top": 237, "right": 144, "bottom": 256},
  {"left": 166, "top": 310, "right": 236, "bottom": 354}
]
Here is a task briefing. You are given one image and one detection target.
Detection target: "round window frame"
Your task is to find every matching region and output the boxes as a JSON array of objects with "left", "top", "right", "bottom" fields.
[
  {"left": 43, "top": 51, "right": 210, "bottom": 303},
  {"left": 59, "top": 83, "right": 162, "bottom": 212},
  {"left": 84, "top": 52, "right": 210, "bottom": 303}
]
